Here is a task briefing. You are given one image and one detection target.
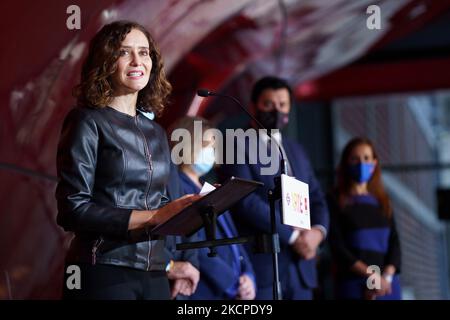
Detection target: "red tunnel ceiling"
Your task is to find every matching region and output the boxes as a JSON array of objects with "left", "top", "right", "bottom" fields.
[
  {"left": 6, "top": 0, "right": 445, "bottom": 179},
  {"left": 1, "top": 0, "right": 450, "bottom": 298},
  {"left": 296, "top": 0, "right": 450, "bottom": 100}
]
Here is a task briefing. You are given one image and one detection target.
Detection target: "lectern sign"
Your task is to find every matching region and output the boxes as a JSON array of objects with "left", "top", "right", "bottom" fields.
[{"left": 281, "top": 174, "right": 311, "bottom": 229}]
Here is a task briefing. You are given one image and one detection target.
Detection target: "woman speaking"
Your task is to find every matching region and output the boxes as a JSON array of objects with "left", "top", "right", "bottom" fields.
[{"left": 55, "top": 20, "right": 199, "bottom": 300}]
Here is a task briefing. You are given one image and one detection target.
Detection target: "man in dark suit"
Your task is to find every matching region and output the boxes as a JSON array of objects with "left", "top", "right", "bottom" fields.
[{"left": 220, "top": 76, "right": 330, "bottom": 300}]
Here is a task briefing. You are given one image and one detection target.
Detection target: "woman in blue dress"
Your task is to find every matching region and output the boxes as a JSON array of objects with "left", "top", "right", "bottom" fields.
[
  {"left": 328, "top": 137, "right": 401, "bottom": 300},
  {"left": 168, "top": 116, "right": 256, "bottom": 300}
]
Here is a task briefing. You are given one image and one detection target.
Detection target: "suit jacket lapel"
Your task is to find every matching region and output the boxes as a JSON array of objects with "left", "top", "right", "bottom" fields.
[{"left": 282, "top": 137, "right": 298, "bottom": 177}]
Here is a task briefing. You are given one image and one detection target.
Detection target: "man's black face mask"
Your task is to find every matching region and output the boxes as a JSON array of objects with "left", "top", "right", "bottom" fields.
[{"left": 255, "top": 110, "right": 289, "bottom": 130}]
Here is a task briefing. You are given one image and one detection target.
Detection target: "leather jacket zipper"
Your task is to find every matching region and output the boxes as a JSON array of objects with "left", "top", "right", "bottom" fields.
[
  {"left": 134, "top": 116, "right": 153, "bottom": 210},
  {"left": 91, "top": 237, "right": 104, "bottom": 265},
  {"left": 134, "top": 115, "right": 154, "bottom": 271}
]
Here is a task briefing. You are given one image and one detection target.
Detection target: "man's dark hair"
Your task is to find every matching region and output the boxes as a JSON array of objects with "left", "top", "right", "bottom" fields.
[{"left": 250, "top": 76, "right": 293, "bottom": 104}]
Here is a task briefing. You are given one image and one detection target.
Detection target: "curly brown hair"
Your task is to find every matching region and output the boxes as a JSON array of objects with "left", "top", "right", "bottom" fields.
[
  {"left": 74, "top": 20, "right": 172, "bottom": 116},
  {"left": 336, "top": 137, "right": 392, "bottom": 218}
]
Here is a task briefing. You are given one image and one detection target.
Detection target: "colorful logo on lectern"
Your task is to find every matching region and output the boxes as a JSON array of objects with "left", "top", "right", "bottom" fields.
[{"left": 286, "top": 192, "right": 308, "bottom": 214}]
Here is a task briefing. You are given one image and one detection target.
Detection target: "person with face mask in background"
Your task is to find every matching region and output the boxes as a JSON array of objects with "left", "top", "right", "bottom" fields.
[
  {"left": 327, "top": 137, "right": 402, "bottom": 300},
  {"left": 220, "top": 76, "right": 330, "bottom": 300},
  {"left": 168, "top": 116, "right": 256, "bottom": 300}
]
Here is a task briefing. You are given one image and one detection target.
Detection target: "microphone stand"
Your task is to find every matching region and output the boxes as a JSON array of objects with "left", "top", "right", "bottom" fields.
[{"left": 197, "top": 89, "right": 286, "bottom": 300}]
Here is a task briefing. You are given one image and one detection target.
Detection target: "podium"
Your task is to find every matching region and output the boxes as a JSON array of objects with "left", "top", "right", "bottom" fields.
[{"left": 151, "top": 176, "right": 263, "bottom": 256}]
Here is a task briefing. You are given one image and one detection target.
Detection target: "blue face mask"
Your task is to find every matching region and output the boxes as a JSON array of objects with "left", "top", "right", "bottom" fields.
[
  {"left": 348, "top": 163, "right": 375, "bottom": 183},
  {"left": 192, "top": 147, "right": 215, "bottom": 177}
]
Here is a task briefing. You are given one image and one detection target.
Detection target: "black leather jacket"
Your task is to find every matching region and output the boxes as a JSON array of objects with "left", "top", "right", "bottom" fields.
[{"left": 56, "top": 106, "right": 171, "bottom": 271}]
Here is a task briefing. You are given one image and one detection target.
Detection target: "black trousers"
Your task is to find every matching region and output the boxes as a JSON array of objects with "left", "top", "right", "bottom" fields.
[{"left": 63, "top": 263, "right": 170, "bottom": 300}]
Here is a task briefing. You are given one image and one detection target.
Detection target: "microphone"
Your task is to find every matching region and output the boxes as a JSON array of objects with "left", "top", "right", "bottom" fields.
[
  {"left": 197, "top": 88, "right": 288, "bottom": 175},
  {"left": 196, "top": 88, "right": 211, "bottom": 97}
]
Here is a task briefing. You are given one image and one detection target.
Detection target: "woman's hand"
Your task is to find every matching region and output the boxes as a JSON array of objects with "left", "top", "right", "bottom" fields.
[
  {"left": 128, "top": 194, "right": 202, "bottom": 230},
  {"left": 151, "top": 194, "right": 202, "bottom": 225},
  {"left": 167, "top": 261, "right": 200, "bottom": 298},
  {"left": 364, "top": 272, "right": 392, "bottom": 299}
]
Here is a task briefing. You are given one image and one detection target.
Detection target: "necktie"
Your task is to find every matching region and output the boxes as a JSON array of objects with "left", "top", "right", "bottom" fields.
[{"left": 268, "top": 137, "right": 293, "bottom": 176}]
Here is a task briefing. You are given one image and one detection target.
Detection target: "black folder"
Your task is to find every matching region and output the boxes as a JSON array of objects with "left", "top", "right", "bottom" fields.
[{"left": 150, "top": 176, "right": 263, "bottom": 236}]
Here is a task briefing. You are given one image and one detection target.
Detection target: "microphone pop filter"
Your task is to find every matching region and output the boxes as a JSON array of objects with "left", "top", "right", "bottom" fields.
[{"left": 197, "top": 88, "right": 211, "bottom": 97}]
